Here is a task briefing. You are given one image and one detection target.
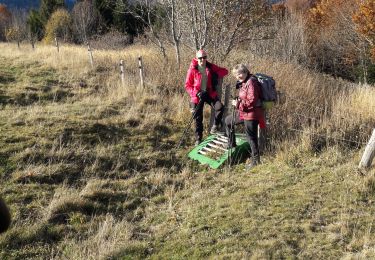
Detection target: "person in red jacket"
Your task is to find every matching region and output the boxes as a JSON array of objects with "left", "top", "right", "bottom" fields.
[
  {"left": 185, "top": 50, "right": 228, "bottom": 145},
  {"left": 225, "top": 64, "right": 266, "bottom": 169}
]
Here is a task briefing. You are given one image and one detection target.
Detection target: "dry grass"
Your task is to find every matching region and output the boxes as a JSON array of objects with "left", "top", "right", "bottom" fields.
[
  {"left": 55, "top": 215, "right": 141, "bottom": 260},
  {"left": 0, "top": 41, "right": 374, "bottom": 258}
]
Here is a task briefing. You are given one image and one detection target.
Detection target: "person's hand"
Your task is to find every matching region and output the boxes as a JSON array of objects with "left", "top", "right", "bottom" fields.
[
  {"left": 189, "top": 102, "right": 196, "bottom": 114},
  {"left": 196, "top": 90, "right": 207, "bottom": 99},
  {"left": 235, "top": 81, "right": 242, "bottom": 89}
]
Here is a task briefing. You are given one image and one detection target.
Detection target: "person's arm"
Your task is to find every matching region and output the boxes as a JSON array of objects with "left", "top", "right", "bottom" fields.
[
  {"left": 210, "top": 63, "right": 228, "bottom": 78},
  {"left": 185, "top": 69, "right": 195, "bottom": 97}
]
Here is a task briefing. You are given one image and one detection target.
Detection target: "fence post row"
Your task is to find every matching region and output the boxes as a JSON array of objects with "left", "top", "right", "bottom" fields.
[
  {"left": 138, "top": 56, "right": 145, "bottom": 89},
  {"left": 359, "top": 129, "right": 375, "bottom": 169},
  {"left": 120, "top": 59, "right": 125, "bottom": 86},
  {"left": 87, "top": 42, "right": 94, "bottom": 67}
]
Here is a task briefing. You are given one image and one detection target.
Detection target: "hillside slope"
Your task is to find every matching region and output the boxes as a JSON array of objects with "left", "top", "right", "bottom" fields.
[{"left": 0, "top": 43, "right": 374, "bottom": 258}]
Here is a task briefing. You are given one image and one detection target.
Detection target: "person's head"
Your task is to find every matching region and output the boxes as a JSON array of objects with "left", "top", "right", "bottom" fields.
[
  {"left": 232, "top": 64, "right": 250, "bottom": 82},
  {"left": 196, "top": 49, "right": 207, "bottom": 67}
]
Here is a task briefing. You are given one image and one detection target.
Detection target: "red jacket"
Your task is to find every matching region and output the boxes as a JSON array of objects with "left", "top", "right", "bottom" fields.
[
  {"left": 237, "top": 75, "right": 266, "bottom": 128},
  {"left": 185, "top": 58, "right": 228, "bottom": 104}
]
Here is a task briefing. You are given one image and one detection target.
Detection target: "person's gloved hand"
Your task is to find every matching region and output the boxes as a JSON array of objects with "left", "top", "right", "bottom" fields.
[
  {"left": 231, "top": 97, "right": 240, "bottom": 107},
  {"left": 235, "top": 81, "right": 242, "bottom": 89},
  {"left": 196, "top": 90, "right": 207, "bottom": 100},
  {"left": 189, "top": 103, "right": 196, "bottom": 114}
]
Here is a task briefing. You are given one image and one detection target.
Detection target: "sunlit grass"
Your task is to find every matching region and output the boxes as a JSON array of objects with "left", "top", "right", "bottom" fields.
[{"left": 0, "top": 42, "right": 374, "bottom": 258}]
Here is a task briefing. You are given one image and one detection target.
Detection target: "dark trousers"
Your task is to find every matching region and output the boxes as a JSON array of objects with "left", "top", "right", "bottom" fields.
[
  {"left": 190, "top": 97, "right": 223, "bottom": 140},
  {"left": 225, "top": 112, "right": 259, "bottom": 158}
]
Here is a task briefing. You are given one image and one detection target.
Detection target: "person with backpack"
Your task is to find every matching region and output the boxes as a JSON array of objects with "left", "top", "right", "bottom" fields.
[
  {"left": 225, "top": 64, "right": 266, "bottom": 169},
  {"left": 185, "top": 50, "right": 229, "bottom": 145}
]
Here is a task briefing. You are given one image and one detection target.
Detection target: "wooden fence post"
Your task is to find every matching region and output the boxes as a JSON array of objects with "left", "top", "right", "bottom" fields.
[
  {"left": 54, "top": 35, "right": 59, "bottom": 53},
  {"left": 210, "top": 78, "right": 223, "bottom": 129},
  {"left": 120, "top": 59, "right": 125, "bottom": 86},
  {"left": 87, "top": 42, "right": 94, "bottom": 67},
  {"left": 222, "top": 83, "right": 231, "bottom": 127},
  {"left": 359, "top": 129, "right": 375, "bottom": 169},
  {"left": 138, "top": 56, "right": 144, "bottom": 88}
]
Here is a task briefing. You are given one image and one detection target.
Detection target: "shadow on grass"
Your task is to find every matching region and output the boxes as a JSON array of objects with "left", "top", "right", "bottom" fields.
[
  {"left": 14, "top": 164, "right": 82, "bottom": 185},
  {"left": 0, "top": 72, "right": 16, "bottom": 84},
  {"left": 0, "top": 92, "right": 11, "bottom": 106},
  {"left": 0, "top": 222, "right": 62, "bottom": 251},
  {"left": 61, "top": 123, "right": 130, "bottom": 146}
]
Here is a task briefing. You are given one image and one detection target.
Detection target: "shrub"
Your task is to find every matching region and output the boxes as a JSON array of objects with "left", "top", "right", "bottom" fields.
[{"left": 43, "top": 8, "right": 72, "bottom": 44}]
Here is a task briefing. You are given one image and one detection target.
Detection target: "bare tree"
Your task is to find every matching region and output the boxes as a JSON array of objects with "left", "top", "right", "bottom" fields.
[
  {"left": 6, "top": 8, "right": 28, "bottom": 47},
  {"left": 133, "top": 0, "right": 168, "bottom": 58},
  {"left": 144, "top": 0, "right": 167, "bottom": 58},
  {"left": 184, "top": 0, "right": 208, "bottom": 50},
  {"left": 208, "top": 0, "right": 270, "bottom": 61},
  {"left": 164, "top": 0, "right": 183, "bottom": 68},
  {"left": 267, "top": 12, "right": 310, "bottom": 64},
  {"left": 174, "top": 0, "right": 270, "bottom": 61},
  {"left": 132, "top": 0, "right": 182, "bottom": 66},
  {"left": 112, "top": 0, "right": 271, "bottom": 64},
  {"left": 71, "top": 0, "right": 98, "bottom": 43}
]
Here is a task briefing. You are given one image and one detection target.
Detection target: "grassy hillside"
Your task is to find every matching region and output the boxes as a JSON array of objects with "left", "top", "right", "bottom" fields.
[{"left": 0, "top": 42, "right": 374, "bottom": 259}]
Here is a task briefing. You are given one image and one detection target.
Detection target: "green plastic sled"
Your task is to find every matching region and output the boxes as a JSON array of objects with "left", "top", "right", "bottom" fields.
[{"left": 188, "top": 133, "right": 250, "bottom": 169}]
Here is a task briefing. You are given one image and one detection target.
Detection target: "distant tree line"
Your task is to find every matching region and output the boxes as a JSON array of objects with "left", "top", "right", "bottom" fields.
[
  {"left": 0, "top": 0, "right": 374, "bottom": 83},
  {"left": 0, "top": 0, "right": 40, "bottom": 10}
]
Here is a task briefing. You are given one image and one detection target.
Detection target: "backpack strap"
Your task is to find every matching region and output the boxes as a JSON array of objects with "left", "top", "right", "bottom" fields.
[{"left": 248, "top": 75, "right": 263, "bottom": 107}]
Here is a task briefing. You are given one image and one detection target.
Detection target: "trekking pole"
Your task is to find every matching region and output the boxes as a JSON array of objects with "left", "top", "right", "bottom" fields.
[
  {"left": 176, "top": 99, "right": 203, "bottom": 149},
  {"left": 228, "top": 104, "right": 237, "bottom": 167}
]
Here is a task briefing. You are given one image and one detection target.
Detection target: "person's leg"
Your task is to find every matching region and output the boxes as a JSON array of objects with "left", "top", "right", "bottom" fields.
[
  {"left": 212, "top": 98, "right": 224, "bottom": 126},
  {"left": 208, "top": 98, "right": 224, "bottom": 133},
  {"left": 191, "top": 102, "right": 204, "bottom": 144},
  {"left": 244, "top": 120, "right": 260, "bottom": 167},
  {"left": 225, "top": 111, "right": 242, "bottom": 148}
]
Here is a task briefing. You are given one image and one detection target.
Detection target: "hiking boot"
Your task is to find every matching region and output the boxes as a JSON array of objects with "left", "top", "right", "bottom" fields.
[
  {"left": 210, "top": 124, "right": 220, "bottom": 134},
  {"left": 245, "top": 161, "right": 258, "bottom": 170},
  {"left": 245, "top": 156, "right": 260, "bottom": 170},
  {"left": 195, "top": 137, "right": 202, "bottom": 146}
]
